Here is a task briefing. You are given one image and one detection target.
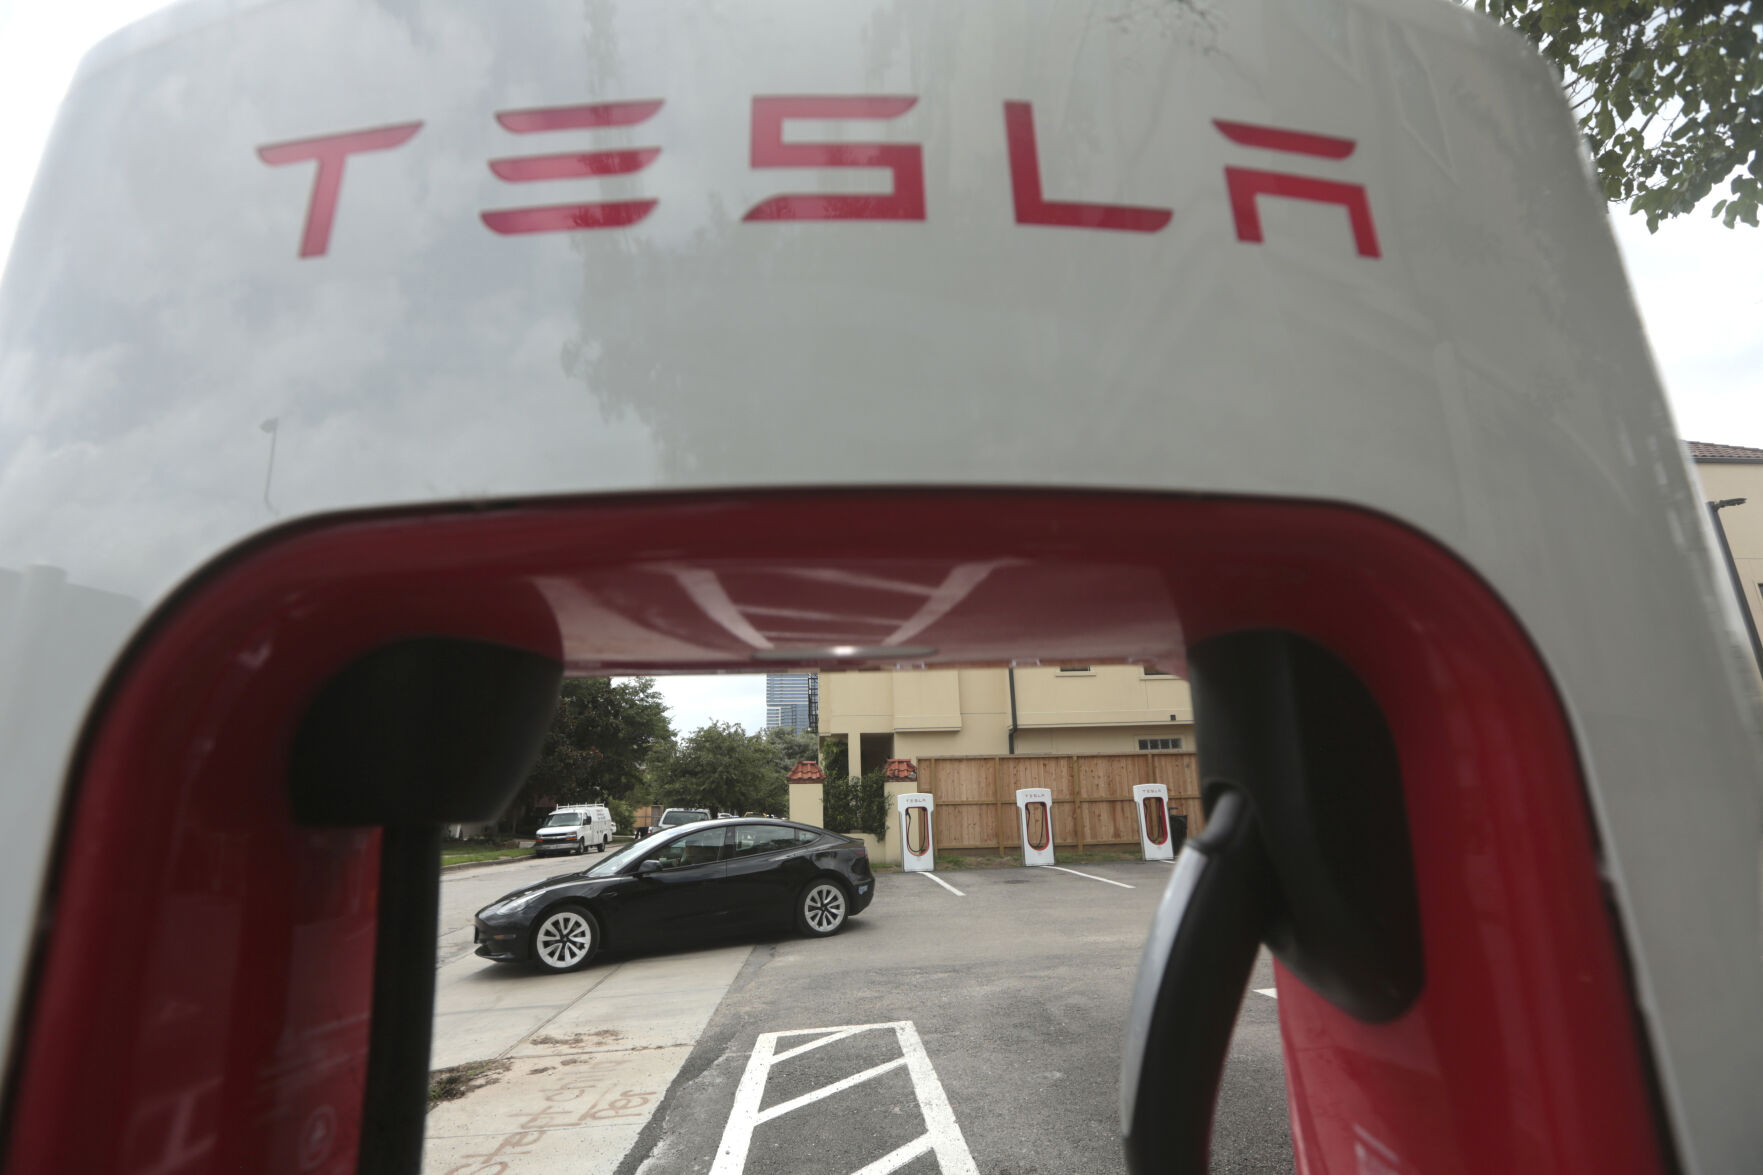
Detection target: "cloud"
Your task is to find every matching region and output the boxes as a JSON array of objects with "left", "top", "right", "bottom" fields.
[
  {"left": 1612, "top": 211, "right": 1763, "bottom": 448},
  {"left": 0, "top": 1, "right": 173, "bottom": 278},
  {"left": 621, "top": 674, "right": 768, "bottom": 736}
]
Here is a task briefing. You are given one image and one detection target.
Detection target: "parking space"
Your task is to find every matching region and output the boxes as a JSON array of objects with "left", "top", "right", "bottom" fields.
[
  {"left": 431, "top": 857, "right": 1290, "bottom": 1175},
  {"left": 621, "top": 860, "right": 1287, "bottom": 1174}
]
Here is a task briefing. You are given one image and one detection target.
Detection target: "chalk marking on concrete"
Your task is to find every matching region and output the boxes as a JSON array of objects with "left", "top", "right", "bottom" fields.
[
  {"left": 1043, "top": 865, "right": 1135, "bottom": 890},
  {"left": 922, "top": 872, "right": 966, "bottom": 897},
  {"left": 709, "top": 1021, "right": 978, "bottom": 1175}
]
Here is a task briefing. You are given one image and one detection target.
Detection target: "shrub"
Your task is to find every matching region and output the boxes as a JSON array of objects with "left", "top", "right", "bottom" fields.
[{"left": 821, "top": 767, "right": 888, "bottom": 841}]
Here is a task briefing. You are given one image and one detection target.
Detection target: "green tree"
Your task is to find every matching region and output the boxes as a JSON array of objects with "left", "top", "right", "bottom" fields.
[
  {"left": 1476, "top": 1, "right": 1763, "bottom": 229},
  {"left": 762, "top": 725, "right": 820, "bottom": 780},
  {"left": 650, "top": 722, "right": 788, "bottom": 816},
  {"left": 516, "top": 678, "right": 674, "bottom": 816}
]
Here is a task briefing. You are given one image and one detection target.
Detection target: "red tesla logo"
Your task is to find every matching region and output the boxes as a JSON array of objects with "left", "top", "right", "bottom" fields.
[
  {"left": 258, "top": 97, "right": 1380, "bottom": 260},
  {"left": 481, "top": 99, "right": 664, "bottom": 235}
]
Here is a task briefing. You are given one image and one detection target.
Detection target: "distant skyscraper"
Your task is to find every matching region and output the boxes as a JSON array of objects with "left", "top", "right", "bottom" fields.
[{"left": 765, "top": 673, "right": 818, "bottom": 732}]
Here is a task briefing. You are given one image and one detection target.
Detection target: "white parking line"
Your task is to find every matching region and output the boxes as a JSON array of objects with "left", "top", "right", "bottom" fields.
[
  {"left": 1254, "top": 987, "right": 1278, "bottom": 999},
  {"left": 770, "top": 1025, "right": 871, "bottom": 1064},
  {"left": 921, "top": 872, "right": 966, "bottom": 897},
  {"left": 710, "top": 1021, "right": 978, "bottom": 1175},
  {"left": 1042, "top": 865, "right": 1135, "bottom": 889},
  {"left": 756, "top": 1057, "right": 909, "bottom": 1122}
]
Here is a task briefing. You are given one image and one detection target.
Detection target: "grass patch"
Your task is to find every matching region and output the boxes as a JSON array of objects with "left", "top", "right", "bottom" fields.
[
  {"left": 428, "top": 1058, "right": 513, "bottom": 1110},
  {"left": 1054, "top": 848, "right": 1148, "bottom": 866},
  {"left": 441, "top": 848, "right": 530, "bottom": 866},
  {"left": 440, "top": 838, "right": 530, "bottom": 867}
]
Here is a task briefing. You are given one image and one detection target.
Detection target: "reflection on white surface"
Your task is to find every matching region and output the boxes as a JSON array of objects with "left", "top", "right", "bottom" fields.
[{"left": 0, "top": 0, "right": 1692, "bottom": 609}]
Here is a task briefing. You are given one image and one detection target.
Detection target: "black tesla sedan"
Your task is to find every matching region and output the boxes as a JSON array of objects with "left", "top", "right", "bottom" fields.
[{"left": 474, "top": 818, "right": 875, "bottom": 972}]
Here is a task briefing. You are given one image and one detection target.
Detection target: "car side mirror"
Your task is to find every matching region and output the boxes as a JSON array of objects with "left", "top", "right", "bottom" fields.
[{"left": 637, "top": 859, "right": 663, "bottom": 876}]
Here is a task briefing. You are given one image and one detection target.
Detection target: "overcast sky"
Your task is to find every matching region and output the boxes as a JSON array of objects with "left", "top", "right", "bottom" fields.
[{"left": 5, "top": 2, "right": 1762, "bottom": 734}]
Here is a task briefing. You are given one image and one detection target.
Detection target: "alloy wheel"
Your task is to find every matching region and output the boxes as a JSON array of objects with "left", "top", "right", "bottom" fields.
[
  {"left": 535, "top": 909, "right": 594, "bottom": 970},
  {"left": 803, "top": 883, "right": 846, "bottom": 933}
]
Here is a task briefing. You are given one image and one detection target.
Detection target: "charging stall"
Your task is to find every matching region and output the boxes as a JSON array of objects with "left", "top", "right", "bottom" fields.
[
  {"left": 1016, "top": 788, "right": 1056, "bottom": 867},
  {"left": 5, "top": 2, "right": 1763, "bottom": 1174},
  {"left": 897, "top": 792, "right": 935, "bottom": 873},
  {"left": 1132, "top": 783, "right": 1175, "bottom": 862}
]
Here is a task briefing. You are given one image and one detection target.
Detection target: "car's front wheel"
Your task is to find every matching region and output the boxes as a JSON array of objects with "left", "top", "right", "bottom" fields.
[
  {"left": 796, "top": 880, "right": 849, "bottom": 938},
  {"left": 532, "top": 904, "right": 600, "bottom": 972}
]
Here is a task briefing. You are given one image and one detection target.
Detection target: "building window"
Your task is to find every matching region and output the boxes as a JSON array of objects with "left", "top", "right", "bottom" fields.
[
  {"left": 1057, "top": 666, "right": 1092, "bottom": 673},
  {"left": 1141, "top": 668, "right": 1173, "bottom": 676},
  {"left": 1138, "top": 737, "right": 1184, "bottom": 751},
  {"left": 763, "top": 673, "right": 818, "bottom": 733}
]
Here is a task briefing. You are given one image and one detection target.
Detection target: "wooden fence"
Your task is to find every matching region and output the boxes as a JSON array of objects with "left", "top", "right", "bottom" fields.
[{"left": 916, "top": 752, "right": 1203, "bottom": 853}]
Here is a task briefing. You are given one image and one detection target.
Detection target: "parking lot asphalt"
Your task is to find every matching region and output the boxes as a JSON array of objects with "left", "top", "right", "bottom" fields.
[
  {"left": 429, "top": 855, "right": 1290, "bottom": 1174},
  {"left": 604, "top": 860, "right": 1291, "bottom": 1175}
]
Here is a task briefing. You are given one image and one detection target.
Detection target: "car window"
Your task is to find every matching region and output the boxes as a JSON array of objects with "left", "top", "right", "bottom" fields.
[
  {"left": 730, "top": 825, "right": 804, "bottom": 859},
  {"left": 585, "top": 836, "right": 648, "bottom": 877},
  {"left": 543, "top": 812, "right": 577, "bottom": 827},
  {"left": 644, "top": 827, "right": 728, "bottom": 869},
  {"left": 794, "top": 830, "right": 820, "bottom": 846}
]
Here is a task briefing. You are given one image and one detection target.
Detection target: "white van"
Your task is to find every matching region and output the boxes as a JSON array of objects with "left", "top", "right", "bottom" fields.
[{"left": 533, "top": 805, "right": 615, "bottom": 856}]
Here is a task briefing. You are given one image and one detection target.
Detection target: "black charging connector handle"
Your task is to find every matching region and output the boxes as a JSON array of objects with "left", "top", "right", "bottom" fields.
[
  {"left": 1122, "top": 788, "right": 1275, "bottom": 1175},
  {"left": 1121, "top": 629, "right": 1424, "bottom": 1173}
]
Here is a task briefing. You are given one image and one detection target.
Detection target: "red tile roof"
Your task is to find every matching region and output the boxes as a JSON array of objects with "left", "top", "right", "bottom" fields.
[
  {"left": 786, "top": 759, "right": 825, "bottom": 783},
  {"left": 1687, "top": 441, "right": 1763, "bottom": 461},
  {"left": 883, "top": 758, "right": 918, "bottom": 782}
]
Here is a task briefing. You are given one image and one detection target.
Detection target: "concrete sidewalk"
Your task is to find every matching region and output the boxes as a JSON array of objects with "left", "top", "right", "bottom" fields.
[{"left": 425, "top": 944, "right": 751, "bottom": 1175}]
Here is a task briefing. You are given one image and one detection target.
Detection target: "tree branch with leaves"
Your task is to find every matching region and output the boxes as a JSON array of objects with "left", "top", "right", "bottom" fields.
[
  {"left": 513, "top": 678, "right": 674, "bottom": 822},
  {"left": 1477, "top": 1, "right": 1763, "bottom": 228}
]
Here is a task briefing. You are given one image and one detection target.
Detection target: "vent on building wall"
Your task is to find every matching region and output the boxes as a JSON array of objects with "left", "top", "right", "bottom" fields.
[{"left": 1139, "top": 737, "right": 1184, "bottom": 751}]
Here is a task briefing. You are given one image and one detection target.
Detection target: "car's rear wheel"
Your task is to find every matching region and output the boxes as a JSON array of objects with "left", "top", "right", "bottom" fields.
[
  {"left": 532, "top": 904, "right": 600, "bottom": 972},
  {"left": 796, "top": 880, "right": 849, "bottom": 937}
]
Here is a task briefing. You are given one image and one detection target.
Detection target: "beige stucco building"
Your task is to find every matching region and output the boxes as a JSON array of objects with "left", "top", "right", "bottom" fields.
[
  {"left": 817, "top": 664, "right": 1194, "bottom": 774},
  {"left": 1690, "top": 442, "right": 1763, "bottom": 677},
  {"left": 810, "top": 442, "right": 1763, "bottom": 775}
]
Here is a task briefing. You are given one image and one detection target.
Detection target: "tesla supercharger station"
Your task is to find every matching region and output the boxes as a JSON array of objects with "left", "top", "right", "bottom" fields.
[
  {"left": 1016, "top": 788, "right": 1056, "bottom": 867},
  {"left": 1132, "top": 783, "right": 1175, "bottom": 862},
  {"left": 5, "top": 2, "right": 1763, "bottom": 1174},
  {"left": 897, "top": 792, "right": 935, "bottom": 873}
]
